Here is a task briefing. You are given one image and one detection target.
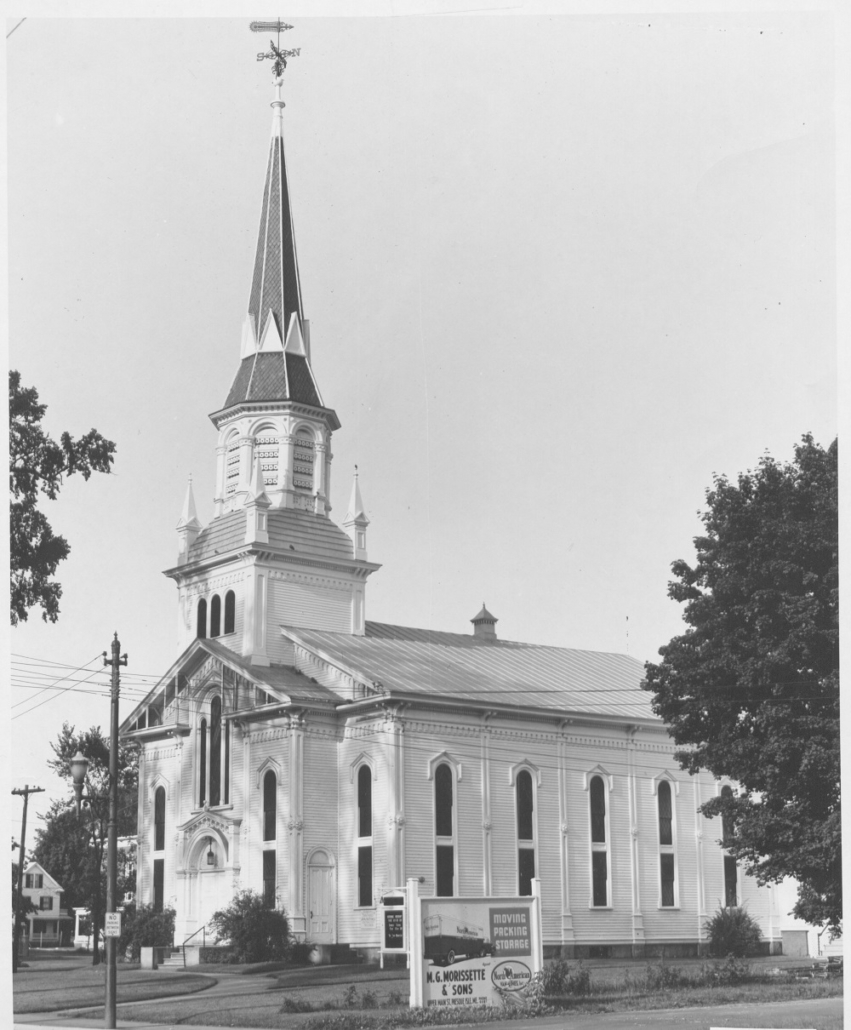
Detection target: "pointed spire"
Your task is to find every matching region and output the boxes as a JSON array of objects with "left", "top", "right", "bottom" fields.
[
  {"left": 344, "top": 466, "right": 369, "bottom": 560},
  {"left": 176, "top": 475, "right": 202, "bottom": 565},
  {"left": 248, "top": 453, "right": 271, "bottom": 504}
]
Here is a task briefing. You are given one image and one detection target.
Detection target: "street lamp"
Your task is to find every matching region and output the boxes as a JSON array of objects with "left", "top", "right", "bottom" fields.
[{"left": 70, "top": 751, "right": 89, "bottom": 818}]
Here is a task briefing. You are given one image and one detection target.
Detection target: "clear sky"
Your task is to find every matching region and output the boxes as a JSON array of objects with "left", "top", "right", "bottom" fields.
[{"left": 5, "top": 8, "right": 838, "bottom": 844}]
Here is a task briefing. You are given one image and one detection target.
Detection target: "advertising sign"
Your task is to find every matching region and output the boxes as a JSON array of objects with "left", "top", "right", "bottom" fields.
[{"left": 408, "top": 882, "right": 542, "bottom": 1010}]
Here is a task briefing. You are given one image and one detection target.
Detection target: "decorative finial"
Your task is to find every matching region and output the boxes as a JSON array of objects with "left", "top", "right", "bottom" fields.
[{"left": 251, "top": 19, "right": 300, "bottom": 80}]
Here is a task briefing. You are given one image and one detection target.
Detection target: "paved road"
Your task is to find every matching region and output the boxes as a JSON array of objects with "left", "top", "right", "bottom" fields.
[{"left": 14, "top": 996, "right": 844, "bottom": 1030}]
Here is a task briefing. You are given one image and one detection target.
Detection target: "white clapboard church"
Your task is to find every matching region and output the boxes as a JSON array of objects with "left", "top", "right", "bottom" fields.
[{"left": 120, "top": 62, "right": 781, "bottom": 960}]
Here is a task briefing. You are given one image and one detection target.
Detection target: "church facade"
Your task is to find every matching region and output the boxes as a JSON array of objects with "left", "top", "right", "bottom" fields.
[{"left": 120, "top": 67, "right": 781, "bottom": 959}]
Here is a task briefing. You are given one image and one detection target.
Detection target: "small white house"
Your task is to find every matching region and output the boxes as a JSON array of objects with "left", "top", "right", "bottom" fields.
[{"left": 19, "top": 861, "right": 73, "bottom": 947}]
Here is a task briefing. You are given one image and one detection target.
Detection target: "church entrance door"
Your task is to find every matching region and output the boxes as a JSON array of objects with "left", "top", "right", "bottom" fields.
[{"left": 307, "top": 850, "right": 336, "bottom": 943}]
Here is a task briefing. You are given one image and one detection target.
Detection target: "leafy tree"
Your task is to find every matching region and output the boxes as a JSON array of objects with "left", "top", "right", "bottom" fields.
[
  {"left": 644, "top": 435, "right": 839, "bottom": 930},
  {"left": 9, "top": 369, "right": 116, "bottom": 624},
  {"left": 209, "top": 890, "right": 291, "bottom": 964},
  {"left": 118, "top": 904, "right": 176, "bottom": 961},
  {"left": 32, "top": 724, "right": 138, "bottom": 964}
]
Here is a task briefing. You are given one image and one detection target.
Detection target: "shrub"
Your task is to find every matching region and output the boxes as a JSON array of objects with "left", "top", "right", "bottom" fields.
[
  {"left": 642, "top": 963, "right": 689, "bottom": 990},
  {"left": 704, "top": 906, "right": 763, "bottom": 957},
  {"left": 361, "top": 989, "right": 378, "bottom": 1009},
  {"left": 541, "top": 958, "right": 591, "bottom": 997},
  {"left": 281, "top": 995, "right": 315, "bottom": 1013},
  {"left": 342, "top": 985, "right": 359, "bottom": 1008},
  {"left": 209, "top": 890, "right": 291, "bottom": 964},
  {"left": 117, "top": 904, "right": 176, "bottom": 961},
  {"left": 387, "top": 989, "right": 406, "bottom": 1007}
]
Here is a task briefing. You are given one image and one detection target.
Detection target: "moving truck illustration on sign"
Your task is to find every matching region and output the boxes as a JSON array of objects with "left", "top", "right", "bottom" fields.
[{"left": 423, "top": 914, "right": 494, "bottom": 966}]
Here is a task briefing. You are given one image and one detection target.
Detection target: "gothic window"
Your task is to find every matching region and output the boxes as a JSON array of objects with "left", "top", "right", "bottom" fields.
[
  {"left": 197, "top": 598, "right": 207, "bottom": 639},
  {"left": 210, "top": 595, "right": 221, "bottom": 638},
  {"left": 224, "top": 591, "right": 236, "bottom": 634},
  {"left": 209, "top": 696, "right": 222, "bottom": 807},
  {"left": 263, "top": 771, "right": 277, "bottom": 842},
  {"left": 590, "top": 775, "right": 609, "bottom": 907},
  {"left": 657, "top": 780, "right": 676, "bottom": 907},
  {"left": 434, "top": 763, "right": 456, "bottom": 897},
  {"left": 721, "top": 785, "right": 738, "bottom": 906},
  {"left": 225, "top": 435, "right": 240, "bottom": 497},
  {"left": 263, "top": 850, "right": 276, "bottom": 908},
  {"left": 357, "top": 765, "right": 373, "bottom": 907},
  {"left": 154, "top": 787, "right": 166, "bottom": 852},
  {"left": 293, "top": 427, "right": 315, "bottom": 491},
  {"left": 516, "top": 770, "right": 536, "bottom": 897},
  {"left": 254, "top": 427, "right": 279, "bottom": 487},
  {"left": 198, "top": 719, "right": 207, "bottom": 807}
]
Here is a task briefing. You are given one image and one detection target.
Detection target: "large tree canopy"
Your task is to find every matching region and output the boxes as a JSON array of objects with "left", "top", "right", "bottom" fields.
[
  {"left": 9, "top": 370, "right": 116, "bottom": 624},
  {"left": 32, "top": 724, "right": 138, "bottom": 963},
  {"left": 644, "top": 435, "right": 839, "bottom": 930}
]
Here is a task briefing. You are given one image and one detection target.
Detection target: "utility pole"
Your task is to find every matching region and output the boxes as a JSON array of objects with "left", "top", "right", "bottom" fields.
[
  {"left": 12, "top": 784, "right": 45, "bottom": 973},
  {"left": 103, "top": 633, "right": 127, "bottom": 1030}
]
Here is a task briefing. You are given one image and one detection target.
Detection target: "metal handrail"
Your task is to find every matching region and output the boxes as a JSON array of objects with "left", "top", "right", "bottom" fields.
[{"left": 180, "top": 922, "right": 215, "bottom": 968}]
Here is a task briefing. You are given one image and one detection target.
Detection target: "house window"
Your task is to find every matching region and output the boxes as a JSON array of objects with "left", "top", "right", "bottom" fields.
[
  {"left": 210, "top": 595, "right": 221, "bottom": 637},
  {"left": 154, "top": 787, "right": 166, "bottom": 852},
  {"left": 263, "top": 771, "right": 277, "bottom": 842},
  {"left": 224, "top": 591, "right": 236, "bottom": 634},
  {"left": 263, "top": 850, "right": 276, "bottom": 908},
  {"left": 197, "top": 598, "right": 207, "bottom": 639},
  {"left": 25, "top": 873, "right": 43, "bottom": 890},
  {"left": 721, "top": 785, "right": 738, "bottom": 906},
  {"left": 293, "top": 427, "right": 315, "bottom": 491},
  {"left": 434, "top": 763, "right": 456, "bottom": 897},
  {"left": 590, "top": 775, "right": 609, "bottom": 907},
  {"left": 516, "top": 770, "right": 536, "bottom": 896},
  {"left": 39, "top": 896, "right": 53, "bottom": 910},
  {"left": 153, "top": 859, "right": 164, "bottom": 913},
  {"left": 657, "top": 780, "right": 676, "bottom": 907},
  {"left": 357, "top": 765, "right": 373, "bottom": 907}
]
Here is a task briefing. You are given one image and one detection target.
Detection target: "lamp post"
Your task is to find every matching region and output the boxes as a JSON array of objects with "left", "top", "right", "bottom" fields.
[{"left": 70, "top": 633, "right": 126, "bottom": 1030}]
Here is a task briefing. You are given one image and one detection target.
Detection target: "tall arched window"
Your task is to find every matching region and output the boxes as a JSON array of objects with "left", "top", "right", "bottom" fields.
[
  {"left": 209, "top": 696, "right": 222, "bottom": 807},
  {"left": 357, "top": 765, "right": 373, "bottom": 907},
  {"left": 293, "top": 427, "right": 315, "bottom": 491},
  {"left": 721, "top": 785, "right": 737, "bottom": 906},
  {"left": 197, "top": 598, "right": 207, "bottom": 639},
  {"left": 224, "top": 591, "right": 236, "bottom": 634},
  {"left": 657, "top": 780, "right": 676, "bottom": 907},
  {"left": 154, "top": 787, "right": 166, "bottom": 852},
  {"left": 263, "top": 771, "right": 277, "bottom": 841},
  {"left": 198, "top": 718, "right": 207, "bottom": 807},
  {"left": 435, "top": 763, "right": 455, "bottom": 897},
  {"left": 516, "top": 770, "right": 536, "bottom": 896},
  {"left": 210, "top": 595, "right": 221, "bottom": 638},
  {"left": 590, "top": 775, "right": 609, "bottom": 907}
]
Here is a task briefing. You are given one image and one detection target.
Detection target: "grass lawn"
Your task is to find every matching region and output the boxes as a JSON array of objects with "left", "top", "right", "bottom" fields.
[
  {"left": 12, "top": 958, "right": 213, "bottom": 1013},
  {"left": 92, "top": 965, "right": 842, "bottom": 1029}
]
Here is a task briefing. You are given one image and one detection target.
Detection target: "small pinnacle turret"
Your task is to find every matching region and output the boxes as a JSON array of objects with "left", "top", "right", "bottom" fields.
[
  {"left": 176, "top": 476, "right": 201, "bottom": 565},
  {"left": 344, "top": 467, "right": 370, "bottom": 561}
]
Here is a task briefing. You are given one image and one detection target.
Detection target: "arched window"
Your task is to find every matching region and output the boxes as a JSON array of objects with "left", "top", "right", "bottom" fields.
[
  {"left": 198, "top": 718, "right": 207, "bottom": 807},
  {"left": 209, "top": 696, "right": 222, "bottom": 807},
  {"left": 210, "top": 595, "right": 221, "bottom": 638},
  {"left": 721, "top": 785, "right": 737, "bottom": 906},
  {"left": 357, "top": 765, "right": 373, "bottom": 907},
  {"left": 657, "top": 780, "right": 676, "bottom": 907},
  {"left": 434, "top": 763, "right": 455, "bottom": 897},
  {"left": 154, "top": 787, "right": 166, "bottom": 852},
  {"left": 224, "top": 591, "right": 236, "bottom": 634},
  {"left": 225, "top": 434, "right": 240, "bottom": 497},
  {"left": 293, "top": 427, "right": 315, "bottom": 491},
  {"left": 197, "top": 598, "right": 207, "bottom": 639},
  {"left": 590, "top": 775, "right": 609, "bottom": 907},
  {"left": 263, "top": 771, "right": 276, "bottom": 842},
  {"left": 254, "top": 426, "right": 279, "bottom": 487},
  {"left": 516, "top": 770, "right": 536, "bottom": 896}
]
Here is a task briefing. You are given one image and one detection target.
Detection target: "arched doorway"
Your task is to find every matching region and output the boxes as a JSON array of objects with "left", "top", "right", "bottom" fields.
[
  {"left": 307, "top": 849, "right": 336, "bottom": 943},
  {"left": 185, "top": 833, "right": 228, "bottom": 940}
]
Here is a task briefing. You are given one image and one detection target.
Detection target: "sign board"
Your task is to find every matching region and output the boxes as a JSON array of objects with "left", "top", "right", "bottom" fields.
[
  {"left": 104, "top": 912, "right": 122, "bottom": 938},
  {"left": 380, "top": 892, "right": 407, "bottom": 954},
  {"left": 408, "top": 881, "right": 542, "bottom": 1010}
]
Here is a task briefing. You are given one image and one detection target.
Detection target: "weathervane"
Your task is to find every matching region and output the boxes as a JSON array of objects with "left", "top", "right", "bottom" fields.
[{"left": 250, "top": 19, "right": 300, "bottom": 79}]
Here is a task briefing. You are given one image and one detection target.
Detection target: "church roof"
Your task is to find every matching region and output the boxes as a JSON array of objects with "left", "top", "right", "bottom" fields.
[
  {"left": 223, "top": 352, "right": 322, "bottom": 408},
  {"left": 186, "top": 508, "right": 355, "bottom": 563},
  {"left": 285, "top": 622, "right": 653, "bottom": 721}
]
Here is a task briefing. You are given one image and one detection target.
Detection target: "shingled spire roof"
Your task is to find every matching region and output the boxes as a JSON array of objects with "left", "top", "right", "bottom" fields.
[{"left": 221, "top": 78, "right": 326, "bottom": 412}]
